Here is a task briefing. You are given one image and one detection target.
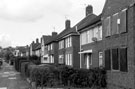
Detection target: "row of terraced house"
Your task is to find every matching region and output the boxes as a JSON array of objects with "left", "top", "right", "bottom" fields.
[{"left": 14, "top": 0, "right": 135, "bottom": 89}]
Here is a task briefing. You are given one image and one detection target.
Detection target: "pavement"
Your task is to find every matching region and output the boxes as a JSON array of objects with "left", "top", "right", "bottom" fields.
[{"left": 0, "top": 61, "right": 30, "bottom": 89}]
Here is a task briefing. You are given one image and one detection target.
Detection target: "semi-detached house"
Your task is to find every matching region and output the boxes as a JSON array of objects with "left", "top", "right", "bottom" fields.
[
  {"left": 44, "top": 32, "right": 58, "bottom": 64},
  {"left": 77, "top": 14, "right": 102, "bottom": 69},
  {"left": 57, "top": 20, "right": 80, "bottom": 68}
]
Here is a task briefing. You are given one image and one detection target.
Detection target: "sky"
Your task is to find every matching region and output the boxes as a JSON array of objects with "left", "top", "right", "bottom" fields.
[{"left": 0, "top": 0, "right": 105, "bottom": 48}]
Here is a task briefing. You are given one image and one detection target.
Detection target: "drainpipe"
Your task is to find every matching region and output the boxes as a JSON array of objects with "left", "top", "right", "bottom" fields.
[{"left": 76, "top": 26, "right": 82, "bottom": 68}]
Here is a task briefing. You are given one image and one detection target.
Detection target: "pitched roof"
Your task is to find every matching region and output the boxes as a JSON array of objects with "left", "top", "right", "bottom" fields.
[
  {"left": 32, "top": 43, "right": 41, "bottom": 51},
  {"left": 78, "top": 14, "right": 102, "bottom": 31},
  {"left": 42, "top": 35, "right": 52, "bottom": 44},
  {"left": 45, "top": 35, "right": 58, "bottom": 45},
  {"left": 34, "top": 43, "right": 41, "bottom": 50},
  {"left": 16, "top": 46, "right": 27, "bottom": 53},
  {"left": 56, "top": 26, "right": 78, "bottom": 41},
  {"left": 76, "top": 13, "right": 97, "bottom": 31}
]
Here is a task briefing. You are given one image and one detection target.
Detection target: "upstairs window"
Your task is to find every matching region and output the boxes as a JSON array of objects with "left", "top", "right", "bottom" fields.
[
  {"left": 80, "top": 25, "right": 102, "bottom": 45},
  {"left": 112, "top": 13, "right": 119, "bottom": 35},
  {"left": 59, "top": 40, "right": 64, "bottom": 49},
  {"left": 104, "top": 16, "right": 111, "bottom": 37},
  {"left": 65, "top": 36, "right": 72, "bottom": 48},
  {"left": 119, "top": 9, "right": 127, "bottom": 33}
]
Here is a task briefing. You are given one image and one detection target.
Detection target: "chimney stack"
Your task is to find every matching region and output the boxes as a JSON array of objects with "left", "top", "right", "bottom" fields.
[
  {"left": 65, "top": 20, "right": 71, "bottom": 29},
  {"left": 52, "top": 32, "right": 57, "bottom": 37},
  {"left": 32, "top": 41, "right": 35, "bottom": 44},
  {"left": 86, "top": 5, "right": 93, "bottom": 16},
  {"left": 36, "top": 38, "right": 39, "bottom": 43}
]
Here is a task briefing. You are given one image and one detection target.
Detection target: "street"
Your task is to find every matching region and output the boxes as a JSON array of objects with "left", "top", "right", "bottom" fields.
[{"left": 0, "top": 61, "right": 30, "bottom": 89}]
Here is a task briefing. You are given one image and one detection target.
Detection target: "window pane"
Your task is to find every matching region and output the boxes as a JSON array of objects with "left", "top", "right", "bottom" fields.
[
  {"left": 99, "top": 52, "right": 103, "bottom": 66},
  {"left": 112, "top": 13, "right": 119, "bottom": 35},
  {"left": 104, "top": 17, "right": 111, "bottom": 37},
  {"left": 87, "top": 30, "right": 90, "bottom": 43},
  {"left": 119, "top": 9, "right": 127, "bottom": 33},
  {"left": 93, "top": 27, "right": 98, "bottom": 38},
  {"left": 105, "top": 49, "right": 111, "bottom": 70},
  {"left": 98, "top": 26, "right": 102, "bottom": 40},
  {"left": 89, "top": 29, "right": 93, "bottom": 43},
  {"left": 120, "top": 48, "right": 128, "bottom": 72},
  {"left": 112, "top": 48, "right": 119, "bottom": 70}
]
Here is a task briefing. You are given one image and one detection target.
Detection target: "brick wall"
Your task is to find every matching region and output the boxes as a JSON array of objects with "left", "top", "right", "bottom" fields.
[{"left": 102, "top": 3, "right": 135, "bottom": 89}]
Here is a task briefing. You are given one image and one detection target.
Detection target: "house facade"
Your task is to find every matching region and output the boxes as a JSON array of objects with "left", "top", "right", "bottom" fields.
[
  {"left": 34, "top": 44, "right": 41, "bottom": 57},
  {"left": 41, "top": 35, "right": 51, "bottom": 63},
  {"left": 57, "top": 20, "right": 80, "bottom": 68},
  {"left": 45, "top": 32, "right": 58, "bottom": 64},
  {"left": 78, "top": 15, "right": 103, "bottom": 69},
  {"left": 102, "top": 0, "right": 135, "bottom": 89},
  {"left": 14, "top": 46, "right": 27, "bottom": 57},
  {"left": 30, "top": 38, "right": 40, "bottom": 56}
]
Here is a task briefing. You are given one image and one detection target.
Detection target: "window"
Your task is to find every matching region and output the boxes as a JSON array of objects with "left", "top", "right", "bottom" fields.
[
  {"left": 80, "top": 25, "right": 102, "bottom": 45},
  {"left": 99, "top": 52, "right": 103, "bottom": 67},
  {"left": 81, "top": 32, "right": 87, "bottom": 45},
  {"left": 105, "top": 49, "right": 111, "bottom": 70},
  {"left": 59, "top": 40, "right": 64, "bottom": 49},
  {"left": 105, "top": 47, "right": 128, "bottom": 72},
  {"left": 59, "top": 55, "right": 64, "bottom": 64},
  {"left": 104, "top": 17, "right": 111, "bottom": 37},
  {"left": 65, "top": 53, "right": 73, "bottom": 66},
  {"left": 50, "top": 44, "right": 53, "bottom": 50},
  {"left": 119, "top": 9, "right": 127, "bottom": 33},
  {"left": 50, "top": 55, "right": 54, "bottom": 63},
  {"left": 112, "top": 48, "right": 119, "bottom": 70},
  {"left": 120, "top": 48, "right": 127, "bottom": 72},
  {"left": 112, "top": 13, "right": 119, "bottom": 35},
  {"left": 98, "top": 26, "right": 102, "bottom": 40},
  {"left": 65, "top": 36, "right": 72, "bottom": 48}
]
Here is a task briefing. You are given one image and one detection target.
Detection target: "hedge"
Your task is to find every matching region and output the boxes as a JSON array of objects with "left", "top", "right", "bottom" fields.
[
  {"left": 14, "top": 57, "right": 27, "bottom": 71},
  {"left": 20, "top": 62, "right": 29, "bottom": 77},
  {"left": 29, "top": 64, "right": 107, "bottom": 88}
]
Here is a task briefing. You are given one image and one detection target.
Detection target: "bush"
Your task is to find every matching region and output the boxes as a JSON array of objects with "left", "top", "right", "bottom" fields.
[
  {"left": 29, "top": 55, "right": 41, "bottom": 65},
  {"left": 14, "top": 57, "right": 27, "bottom": 71},
  {"left": 28, "top": 64, "right": 107, "bottom": 88},
  {"left": 20, "top": 62, "right": 29, "bottom": 77}
]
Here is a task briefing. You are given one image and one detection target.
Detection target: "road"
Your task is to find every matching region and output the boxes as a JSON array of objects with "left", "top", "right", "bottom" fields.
[{"left": 0, "top": 61, "right": 30, "bottom": 89}]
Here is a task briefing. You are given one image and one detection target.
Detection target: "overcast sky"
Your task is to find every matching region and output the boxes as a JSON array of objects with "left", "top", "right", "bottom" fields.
[{"left": 0, "top": 0, "right": 105, "bottom": 48}]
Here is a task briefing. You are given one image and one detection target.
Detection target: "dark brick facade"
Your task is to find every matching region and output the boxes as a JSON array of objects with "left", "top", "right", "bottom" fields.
[
  {"left": 58, "top": 35, "right": 80, "bottom": 68},
  {"left": 102, "top": 0, "right": 135, "bottom": 89}
]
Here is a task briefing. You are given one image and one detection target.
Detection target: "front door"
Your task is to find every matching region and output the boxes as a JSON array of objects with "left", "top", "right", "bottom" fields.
[{"left": 84, "top": 53, "right": 92, "bottom": 69}]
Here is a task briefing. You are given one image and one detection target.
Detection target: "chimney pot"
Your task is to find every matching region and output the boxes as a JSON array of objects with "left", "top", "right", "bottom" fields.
[{"left": 86, "top": 5, "right": 93, "bottom": 16}]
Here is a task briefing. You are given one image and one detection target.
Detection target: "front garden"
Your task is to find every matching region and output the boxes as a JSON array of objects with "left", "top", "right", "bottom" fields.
[{"left": 14, "top": 56, "right": 107, "bottom": 89}]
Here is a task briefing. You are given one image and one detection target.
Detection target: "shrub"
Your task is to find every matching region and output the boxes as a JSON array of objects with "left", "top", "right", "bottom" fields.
[
  {"left": 20, "top": 62, "right": 29, "bottom": 77},
  {"left": 29, "top": 55, "right": 41, "bottom": 65},
  {"left": 28, "top": 64, "right": 107, "bottom": 88},
  {"left": 14, "top": 57, "right": 27, "bottom": 71}
]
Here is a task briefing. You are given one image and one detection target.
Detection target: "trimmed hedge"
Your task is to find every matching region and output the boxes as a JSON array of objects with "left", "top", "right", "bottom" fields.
[
  {"left": 20, "top": 62, "right": 29, "bottom": 77},
  {"left": 14, "top": 57, "right": 27, "bottom": 72},
  {"left": 29, "top": 64, "right": 107, "bottom": 88}
]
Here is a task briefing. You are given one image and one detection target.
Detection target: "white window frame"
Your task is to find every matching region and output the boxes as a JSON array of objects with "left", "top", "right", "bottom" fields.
[{"left": 99, "top": 52, "right": 103, "bottom": 67}]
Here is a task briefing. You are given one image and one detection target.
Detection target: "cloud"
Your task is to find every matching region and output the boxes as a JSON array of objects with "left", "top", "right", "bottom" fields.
[
  {"left": 0, "top": 34, "right": 11, "bottom": 48},
  {"left": 0, "top": 0, "right": 73, "bottom": 22}
]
